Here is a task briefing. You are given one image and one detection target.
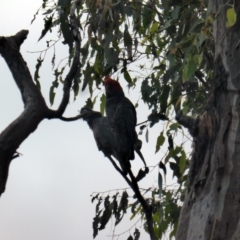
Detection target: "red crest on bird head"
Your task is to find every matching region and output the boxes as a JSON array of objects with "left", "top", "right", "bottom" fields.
[{"left": 104, "top": 76, "right": 123, "bottom": 92}]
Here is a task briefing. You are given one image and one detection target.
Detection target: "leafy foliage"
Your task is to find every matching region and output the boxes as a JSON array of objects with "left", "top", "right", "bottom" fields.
[
  {"left": 33, "top": 0, "right": 215, "bottom": 239},
  {"left": 91, "top": 185, "right": 182, "bottom": 239}
]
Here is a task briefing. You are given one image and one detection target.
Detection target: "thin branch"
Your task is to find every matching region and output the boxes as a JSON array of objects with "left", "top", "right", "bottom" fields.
[
  {"left": 106, "top": 217, "right": 142, "bottom": 238},
  {"left": 107, "top": 156, "right": 133, "bottom": 188},
  {"left": 127, "top": 169, "right": 157, "bottom": 240},
  {"left": 136, "top": 90, "right": 205, "bottom": 126},
  {"left": 27, "top": 37, "right": 62, "bottom": 53},
  {"left": 47, "top": 0, "right": 81, "bottom": 119},
  {"left": 59, "top": 115, "right": 82, "bottom": 121}
]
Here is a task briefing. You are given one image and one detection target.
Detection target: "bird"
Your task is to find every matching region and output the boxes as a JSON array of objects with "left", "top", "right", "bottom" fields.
[
  {"left": 79, "top": 107, "right": 147, "bottom": 175},
  {"left": 104, "top": 76, "right": 137, "bottom": 166}
]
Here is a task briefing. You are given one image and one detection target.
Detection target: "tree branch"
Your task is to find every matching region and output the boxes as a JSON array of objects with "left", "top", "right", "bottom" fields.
[
  {"left": 127, "top": 169, "right": 157, "bottom": 240},
  {"left": 0, "top": 30, "right": 46, "bottom": 106},
  {"left": 59, "top": 115, "right": 82, "bottom": 121},
  {"left": 107, "top": 156, "right": 133, "bottom": 188},
  {"left": 0, "top": 30, "right": 49, "bottom": 196},
  {"left": 108, "top": 154, "right": 156, "bottom": 239},
  {"left": 47, "top": 0, "right": 81, "bottom": 119}
]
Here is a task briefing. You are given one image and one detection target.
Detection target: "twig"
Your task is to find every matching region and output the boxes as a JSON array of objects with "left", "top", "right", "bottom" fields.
[
  {"left": 127, "top": 169, "right": 157, "bottom": 240},
  {"left": 59, "top": 115, "right": 82, "bottom": 121},
  {"left": 106, "top": 217, "right": 142, "bottom": 238},
  {"left": 107, "top": 156, "right": 133, "bottom": 188},
  {"left": 47, "top": 0, "right": 81, "bottom": 119}
]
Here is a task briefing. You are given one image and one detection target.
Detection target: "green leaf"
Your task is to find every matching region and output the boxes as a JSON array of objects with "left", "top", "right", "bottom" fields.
[
  {"left": 119, "top": 191, "right": 128, "bottom": 214},
  {"left": 73, "top": 67, "right": 81, "bottom": 101},
  {"left": 130, "top": 205, "right": 141, "bottom": 220},
  {"left": 158, "top": 172, "right": 163, "bottom": 198},
  {"left": 134, "top": 228, "right": 140, "bottom": 240},
  {"left": 145, "top": 128, "right": 149, "bottom": 143},
  {"left": 93, "top": 55, "right": 100, "bottom": 74},
  {"left": 131, "top": 200, "right": 140, "bottom": 214},
  {"left": 173, "top": 146, "right": 182, "bottom": 156},
  {"left": 95, "top": 198, "right": 102, "bottom": 214},
  {"left": 59, "top": 13, "right": 74, "bottom": 52},
  {"left": 93, "top": 211, "right": 101, "bottom": 238},
  {"left": 99, "top": 209, "right": 110, "bottom": 226},
  {"left": 127, "top": 235, "right": 134, "bottom": 240},
  {"left": 182, "top": 59, "right": 197, "bottom": 82},
  {"left": 31, "top": 8, "right": 39, "bottom": 24},
  {"left": 103, "top": 47, "right": 119, "bottom": 71},
  {"left": 80, "top": 43, "right": 89, "bottom": 67},
  {"left": 180, "top": 150, "right": 186, "bottom": 173},
  {"left": 38, "top": 16, "right": 53, "bottom": 41},
  {"left": 159, "top": 162, "right": 167, "bottom": 175},
  {"left": 124, "top": 24, "right": 133, "bottom": 59},
  {"left": 49, "top": 86, "right": 56, "bottom": 106},
  {"left": 169, "top": 161, "right": 181, "bottom": 179},
  {"left": 150, "top": 22, "right": 159, "bottom": 34},
  {"left": 169, "top": 123, "right": 181, "bottom": 131},
  {"left": 141, "top": 79, "right": 152, "bottom": 103},
  {"left": 155, "top": 132, "right": 165, "bottom": 153},
  {"left": 159, "top": 84, "right": 170, "bottom": 112},
  {"left": 226, "top": 7, "right": 237, "bottom": 28},
  {"left": 161, "top": 0, "right": 169, "bottom": 11},
  {"left": 124, "top": 71, "right": 132, "bottom": 83},
  {"left": 104, "top": 196, "right": 110, "bottom": 208},
  {"left": 58, "top": 0, "right": 71, "bottom": 7},
  {"left": 135, "top": 169, "right": 148, "bottom": 182},
  {"left": 111, "top": 194, "right": 119, "bottom": 217},
  {"left": 91, "top": 193, "right": 99, "bottom": 203},
  {"left": 171, "top": 6, "right": 180, "bottom": 20},
  {"left": 34, "top": 57, "right": 43, "bottom": 89},
  {"left": 142, "top": 4, "right": 155, "bottom": 29},
  {"left": 82, "top": 62, "right": 92, "bottom": 92},
  {"left": 85, "top": 98, "right": 94, "bottom": 109},
  {"left": 100, "top": 94, "right": 106, "bottom": 115}
]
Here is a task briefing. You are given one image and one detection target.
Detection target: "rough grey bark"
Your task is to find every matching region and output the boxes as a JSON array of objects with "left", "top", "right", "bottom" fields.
[
  {"left": 0, "top": 1, "right": 81, "bottom": 196},
  {"left": 176, "top": 1, "right": 240, "bottom": 239}
]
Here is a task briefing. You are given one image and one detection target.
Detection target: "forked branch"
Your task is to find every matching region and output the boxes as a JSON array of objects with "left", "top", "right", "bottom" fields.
[{"left": 0, "top": 1, "right": 82, "bottom": 196}]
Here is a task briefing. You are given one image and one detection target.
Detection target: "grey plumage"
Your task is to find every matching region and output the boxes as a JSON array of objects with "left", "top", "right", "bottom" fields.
[{"left": 79, "top": 107, "right": 147, "bottom": 175}]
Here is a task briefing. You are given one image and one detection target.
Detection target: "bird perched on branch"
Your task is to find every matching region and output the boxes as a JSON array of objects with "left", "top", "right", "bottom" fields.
[
  {"left": 104, "top": 76, "right": 137, "bottom": 165},
  {"left": 79, "top": 107, "right": 147, "bottom": 175}
]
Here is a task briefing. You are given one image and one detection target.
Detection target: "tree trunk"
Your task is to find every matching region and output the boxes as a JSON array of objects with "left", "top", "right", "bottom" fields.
[{"left": 176, "top": 1, "right": 240, "bottom": 239}]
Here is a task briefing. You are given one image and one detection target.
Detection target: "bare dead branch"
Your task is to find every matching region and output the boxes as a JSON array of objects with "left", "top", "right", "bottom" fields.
[
  {"left": 0, "top": 1, "right": 81, "bottom": 196},
  {"left": 0, "top": 30, "right": 46, "bottom": 106},
  {"left": 59, "top": 115, "right": 82, "bottom": 121},
  {"left": 0, "top": 30, "right": 49, "bottom": 196}
]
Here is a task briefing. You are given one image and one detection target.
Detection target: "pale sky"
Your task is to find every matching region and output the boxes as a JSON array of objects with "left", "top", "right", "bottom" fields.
[{"left": 0, "top": 1, "right": 184, "bottom": 240}]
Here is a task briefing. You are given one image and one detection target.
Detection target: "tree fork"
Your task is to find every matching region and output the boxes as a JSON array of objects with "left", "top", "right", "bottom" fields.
[{"left": 0, "top": 0, "right": 81, "bottom": 195}]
